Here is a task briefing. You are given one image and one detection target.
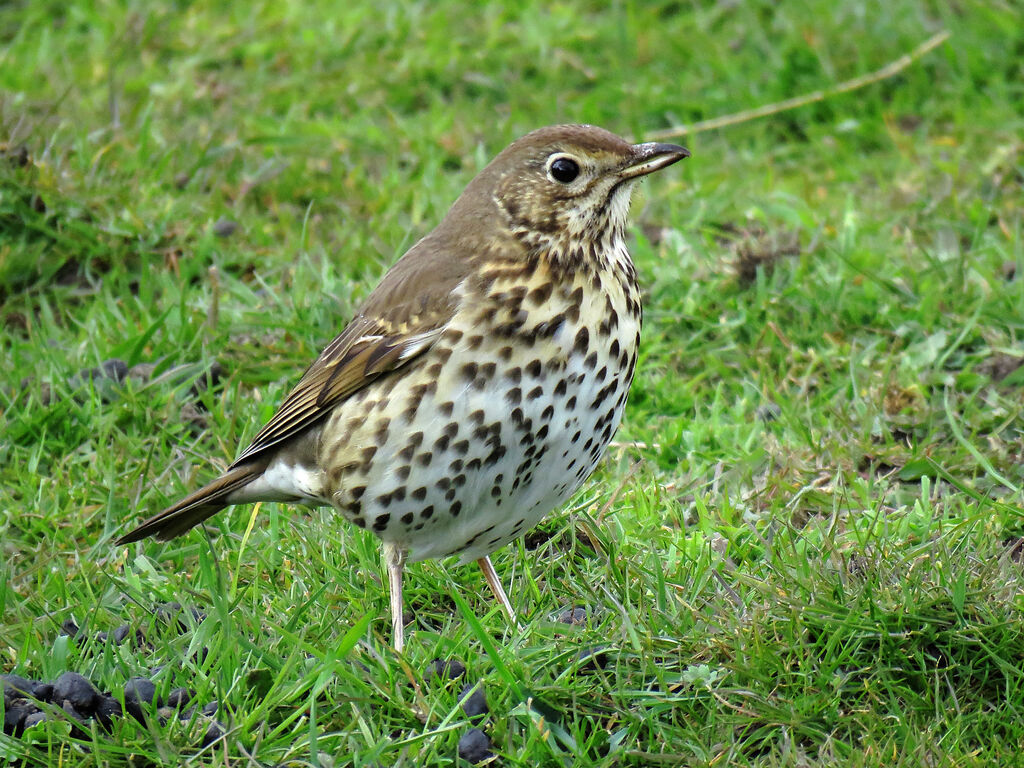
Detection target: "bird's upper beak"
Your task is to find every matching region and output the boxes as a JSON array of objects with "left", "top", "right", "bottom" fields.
[{"left": 619, "top": 142, "right": 690, "bottom": 179}]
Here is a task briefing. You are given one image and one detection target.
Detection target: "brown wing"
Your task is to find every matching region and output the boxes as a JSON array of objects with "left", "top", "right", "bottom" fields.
[{"left": 231, "top": 239, "right": 470, "bottom": 467}]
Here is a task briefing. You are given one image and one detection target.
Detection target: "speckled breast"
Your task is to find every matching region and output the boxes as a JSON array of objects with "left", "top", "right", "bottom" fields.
[{"left": 318, "top": 250, "right": 641, "bottom": 563}]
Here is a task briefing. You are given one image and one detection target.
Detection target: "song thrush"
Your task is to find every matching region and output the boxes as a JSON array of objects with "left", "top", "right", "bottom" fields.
[{"left": 118, "top": 124, "right": 688, "bottom": 651}]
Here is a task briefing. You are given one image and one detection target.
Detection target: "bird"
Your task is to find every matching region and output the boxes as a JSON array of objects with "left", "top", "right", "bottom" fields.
[{"left": 117, "top": 124, "right": 688, "bottom": 651}]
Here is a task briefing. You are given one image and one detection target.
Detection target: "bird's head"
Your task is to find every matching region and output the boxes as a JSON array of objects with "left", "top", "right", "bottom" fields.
[{"left": 458, "top": 124, "right": 688, "bottom": 258}]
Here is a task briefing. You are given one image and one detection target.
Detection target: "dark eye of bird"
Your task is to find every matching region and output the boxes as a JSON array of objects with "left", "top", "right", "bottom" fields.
[{"left": 549, "top": 157, "right": 580, "bottom": 183}]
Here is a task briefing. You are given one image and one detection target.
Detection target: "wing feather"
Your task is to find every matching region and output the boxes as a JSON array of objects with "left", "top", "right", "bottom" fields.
[{"left": 229, "top": 242, "right": 468, "bottom": 467}]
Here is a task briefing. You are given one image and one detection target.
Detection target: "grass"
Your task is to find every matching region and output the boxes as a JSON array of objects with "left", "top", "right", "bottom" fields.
[{"left": 1, "top": 0, "right": 1023, "bottom": 764}]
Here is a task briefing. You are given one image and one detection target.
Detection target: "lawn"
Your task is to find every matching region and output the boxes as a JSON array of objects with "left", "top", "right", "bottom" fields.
[{"left": 2, "top": 0, "right": 1023, "bottom": 765}]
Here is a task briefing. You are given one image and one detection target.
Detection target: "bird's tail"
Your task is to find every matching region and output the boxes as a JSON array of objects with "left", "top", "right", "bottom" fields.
[{"left": 116, "top": 460, "right": 268, "bottom": 544}]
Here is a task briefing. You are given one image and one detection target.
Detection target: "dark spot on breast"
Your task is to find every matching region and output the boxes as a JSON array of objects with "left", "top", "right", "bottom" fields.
[
  {"left": 595, "top": 365, "right": 607, "bottom": 382},
  {"left": 534, "top": 313, "right": 565, "bottom": 339},
  {"left": 467, "top": 457, "right": 482, "bottom": 471},
  {"left": 574, "top": 327, "right": 589, "bottom": 355},
  {"left": 506, "top": 387, "right": 522, "bottom": 405},
  {"left": 491, "top": 486, "right": 502, "bottom": 498},
  {"left": 475, "top": 303, "right": 499, "bottom": 324},
  {"left": 453, "top": 474, "right": 467, "bottom": 487},
  {"left": 554, "top": 379, "right": 567, "bottom": 396},
  {"left": 480, "top": 362, "right": 497, "bottom": 379},
  {"left": 421, "top": 506, "right": 434, "bottom": 519},
  {"left": 434, "top": 435, "right": 451, "bottom": 452},
  {"left": 467, "top": 335, "right": 483, "bottom": 350},
  {"left": 412, "top": 486, "right": 427, "bottom": 501},
  {"left": 566, "top": 396, "right": 577, "bottom": 410},
  {"left": 451, "top": 501, "right": 462, "bottom": 516},
  {"left": 526, "top": 359, "right": 542, "bottom": 378},
  {"left": 528, "top": 283, "right": 553, "bottom": 305},
  {"left": 499, "top": 346, "right": 513, "bottom": 361},
  {"left": 445, "top": 488, "right": 457, "bottom": 501},
  {"left": 494, "top": 311, "right": 528, "bottom": 337},
  {"left": 401, "top": 512, "right": 414, "bottom": 525},
  {"left": 485, "top": 445, "right": 507, "bottom": 465},
  {"left": 527, "top": 386, "right": 543, "bottom": 400},
  {"left": 417, "top": 451, "right": 433, "bottom": 467},
  {"left": 440, "top": 401, "right": 454, "bottom": 417},
  {"left": 372, "top": 514, "right": 391, "bottom": 531},
  {"left": 461, "top": 363, "right": 478, "bottom": 382},
  {"left": 352, "top": 516, "right": 366, "bottom": 528},
  {"left": 361, "top": 446, "right": 377, "bottom": 465},
  {"left": 396, "top": 465, "right": 411, "bottom": 481},
  {"left": 449, "top": 458, "right": 464, "bottom": 473},
  {"left": 541, "top": 405, "right": 554, "bottom": 421}
]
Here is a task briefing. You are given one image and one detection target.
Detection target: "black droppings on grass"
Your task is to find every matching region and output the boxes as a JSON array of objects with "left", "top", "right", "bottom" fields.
[
  {"left": 557, "top": 605, "right": 588, "bottom": 625},
  {"left": 166, "top": 687, "right": 193, "bottom": 709},
  {"left": 424, "top": 658, "right": 467, "bottom": 683},
  {"left": 53, "top": 671, "right": 100, "bottom": 715},
  {"left": 1, "top": 674, "right": 34, "bottom": 698},
  {"left": 154, "top": 602, "right": 207, "bottom": 631},
  {"left": 124, "top": 676, "right": 159, "bottom": 722},
  {"left": 458, "top": 682, "right": 489, "bottom": 724},
  {"left": 573, "top": 645, "right": 611, "bottom": 671},
  {"left": 457, "top": 727, "right": 493, "bottom": 763},
  {"left": 60, "top": 619, "right": 81, "bottom": 638},
  {"left": 3, "top": 701, "right": 31, "bottom": 738},
  {"left": 95, "top": 695, "right": 123, "bottom": 730},
  {"left": 22, "top": 710, "right": 47, "bottom": 729},
  {"left": 212, "top": 217, "right": 238, "bottom": 238},
  {"left": 200, "top": 718, "right": 226, "bottom": 748}
]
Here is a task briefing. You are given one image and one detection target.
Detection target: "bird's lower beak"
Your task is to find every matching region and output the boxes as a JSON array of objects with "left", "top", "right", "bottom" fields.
[{"left": 619, "top": 142, "right": 690, "bottom": 179}]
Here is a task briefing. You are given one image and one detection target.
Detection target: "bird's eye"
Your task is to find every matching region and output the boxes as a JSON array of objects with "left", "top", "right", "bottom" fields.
[{"left": 548, "top": 156, "right": 580, "bottom": 184}]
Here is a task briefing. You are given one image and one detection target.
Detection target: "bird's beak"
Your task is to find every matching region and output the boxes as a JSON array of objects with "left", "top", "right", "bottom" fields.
[{"left": 619, "top": 142, "right": 690, "bottom": 179}]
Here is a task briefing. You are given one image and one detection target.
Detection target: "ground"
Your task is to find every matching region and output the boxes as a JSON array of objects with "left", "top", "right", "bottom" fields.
[{"left": 1, "top": 0, "right": 1023, "bottom": 765}]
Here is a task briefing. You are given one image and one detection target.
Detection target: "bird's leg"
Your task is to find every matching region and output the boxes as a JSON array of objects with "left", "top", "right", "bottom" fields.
[
  {"left": 383, "top": 542, "right": 408, "bottom": 652},
  {"left": 476, "top": 556, "right": 522, "bottom": 630}
]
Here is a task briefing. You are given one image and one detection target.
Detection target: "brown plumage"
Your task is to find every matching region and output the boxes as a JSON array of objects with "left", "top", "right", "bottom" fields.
[{"left": 118, "top": 124, "right": 688, "bottom": 650}]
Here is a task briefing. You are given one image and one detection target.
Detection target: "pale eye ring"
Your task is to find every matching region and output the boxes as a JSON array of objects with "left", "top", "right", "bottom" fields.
[{"left": 546, "top": 154, "right": 581, "bottom": 184}]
